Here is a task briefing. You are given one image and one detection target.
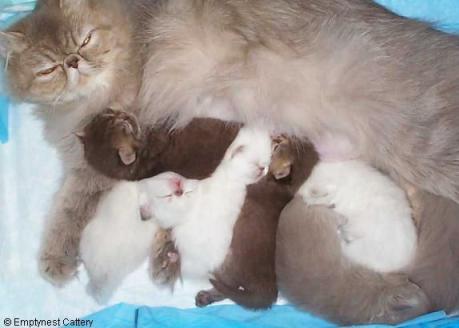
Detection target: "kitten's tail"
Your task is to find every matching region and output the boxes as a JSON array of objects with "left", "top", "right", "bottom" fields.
[
  {"left": 276, "top": 197, "right": 431, "bottom": 325},
  {"left": 210, "top": 275, "right": 277, "bottom": 310}
]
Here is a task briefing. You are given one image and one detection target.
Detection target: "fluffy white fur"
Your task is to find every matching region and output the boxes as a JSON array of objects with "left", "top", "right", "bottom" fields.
[
  {"left": 138, "top": 127, "right": 272, "bottom": 280},
  {"left": 80, "top": 181, "right": 159, "bottom": 303},
  {"left": 299, "top": 160, "right": 417, "bottom": 273}
]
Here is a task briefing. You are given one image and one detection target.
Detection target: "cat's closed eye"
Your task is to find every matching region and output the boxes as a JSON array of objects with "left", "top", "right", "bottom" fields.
[
  {"left": 36, "top": 66, "right": 59, "bottom": 77},
  {"left": 81, "top": 32, "right": 93, "bottom": 48}
]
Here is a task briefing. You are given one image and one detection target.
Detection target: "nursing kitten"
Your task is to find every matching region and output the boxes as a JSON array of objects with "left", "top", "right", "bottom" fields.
[
  {"left": 197, "top": 136, "right": 318, "bottom": 309},
  {"left": 299, "top": 160, "right": 417, "bottom": 273},
  {"left": 80, "top": 110, "right": 317, "bottom": 309},
  {"left": 0, "top": 0, "right": 141, "bottom": 286},
  {"left": 135, "top": 0, "right": 459, "bottom": 206},
  {"left": 5, "top": 0, "right": 459, "bottom": 291},
  {"left": 79, "top": 182, "right": 159, "bottom": 304},
  {"left": 276, "top": 198, "right": 430, "bottom": 325},
  {"left": 138, "top": 127, "right": 272, "bottom": 280}
]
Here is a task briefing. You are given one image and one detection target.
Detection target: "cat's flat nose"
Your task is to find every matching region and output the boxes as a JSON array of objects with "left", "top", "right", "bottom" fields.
[
  {"left": 65, "top": 55, "right": 79, "bottom": 69},
  {"left": 174, "top": 189, "right": 184, "bottom": 197}
]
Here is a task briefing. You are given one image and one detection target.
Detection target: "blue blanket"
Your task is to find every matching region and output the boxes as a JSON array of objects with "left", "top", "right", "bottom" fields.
[
  {"left": 2, "top": 1, "right": 459, "bottom": 327},
  {"left": 69, "top": 304, "right": 457, "bottom": 328}
]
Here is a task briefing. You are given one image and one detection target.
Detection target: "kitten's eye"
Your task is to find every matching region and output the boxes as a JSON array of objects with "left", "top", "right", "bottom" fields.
[
  {"left": 81, "top": 33, "right": 92, "bottom": 48},
  {"left": 37, "top": 66, "right": 58, "bottom": 76},
  {"left": 158, "top": 194, "right": 173, "bottom": 199}
]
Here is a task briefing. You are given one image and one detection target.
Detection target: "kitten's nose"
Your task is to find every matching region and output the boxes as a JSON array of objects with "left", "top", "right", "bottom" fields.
[
  {"left": 174, "top": 189, "right": 184, "bottom": 197},
  {"left": 65, "top": 55, "right": 79, "bottom": 69}
]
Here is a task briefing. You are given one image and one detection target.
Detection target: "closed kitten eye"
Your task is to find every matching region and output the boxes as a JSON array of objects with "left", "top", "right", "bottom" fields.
[{"left": 36, "top": 66, "right": 58, "bottom": 76}]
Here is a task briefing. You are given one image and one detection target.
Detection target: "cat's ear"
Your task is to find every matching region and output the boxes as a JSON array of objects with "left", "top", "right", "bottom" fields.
[
  {"left": 0, "top": 31, "right": 26, "bottom": 58},
  {"left": 59, "top": 0, "right": 88, "bottom": 12}
]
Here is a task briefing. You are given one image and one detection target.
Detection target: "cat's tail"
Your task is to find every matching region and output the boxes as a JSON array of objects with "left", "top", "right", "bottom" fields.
[
  {"left": 210, "top": 275, "right": 277, "bottom": 310},
  {"left": 276, "top": 197, "right": 431, "bottom": 325}
]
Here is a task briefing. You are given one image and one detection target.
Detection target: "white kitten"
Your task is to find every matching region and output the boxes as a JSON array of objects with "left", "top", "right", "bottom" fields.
[
  {"left": 299, "top": 160, "right": 417, "bottom": 273},
  {"left": 139, "top": 126, "right": 273, "bottom": 280},
  {"left": 80, "top": 182, "right": 159, "bottom": 303}
]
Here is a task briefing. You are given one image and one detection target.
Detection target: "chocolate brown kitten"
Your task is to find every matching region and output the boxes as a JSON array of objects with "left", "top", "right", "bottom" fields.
[
  {"left": 197, "top": 137, "right": 318, "bottom": 309},
  {"left": 79, "top": 110, "right": 243, "bottom": 288},
  {"left": 79, "top": 109, "right": 241, "bottom": 181},
  {"left": 80, "top": 109, "right": 316, "bottom": 309}
]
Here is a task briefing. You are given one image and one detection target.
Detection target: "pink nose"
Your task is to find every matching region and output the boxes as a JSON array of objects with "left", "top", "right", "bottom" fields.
[
  {"left": 170, "top": 177, "right": 184, "bottom": 197},
  {"left": 257, "top": 166, "right": 266, "bottom": 176}
]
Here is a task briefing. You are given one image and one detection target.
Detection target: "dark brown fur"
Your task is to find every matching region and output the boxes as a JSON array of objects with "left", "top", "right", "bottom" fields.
[
  {"left": 205, "top": 138, "right": 318, "bottom": 309},
  {"left": 80, "top": 109, "right": 241, "bottom": 181},
  {"left": 80, "top": 109, "right": 318, "bottom": 309}
]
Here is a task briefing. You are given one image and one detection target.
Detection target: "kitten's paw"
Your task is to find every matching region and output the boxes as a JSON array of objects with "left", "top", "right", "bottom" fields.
[
  {"left": 100, "top": 108, "right": 141, "bottom": 138},
  {"left": 195, "top": 289, "right": 225, "bottom": 308},
  {"left": 88, "top": 108, "right": 141, "bottom": 166},
  {"left": 39, "top": 254, "right": 79, "bottom": 287},
  {"left": 270, "top": 135, "right": 293, "bottom": 180},
  {"left": 150, "top": 230, "right": 181, "bottom": 288}
]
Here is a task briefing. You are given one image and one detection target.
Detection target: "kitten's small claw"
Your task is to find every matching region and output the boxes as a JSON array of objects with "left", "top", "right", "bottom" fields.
[
  {"left": 150, "top": 230, "right": 181, "bottom": 289},
  {"left": 39, "top": 254, "right": 79, "bottom": 287}
]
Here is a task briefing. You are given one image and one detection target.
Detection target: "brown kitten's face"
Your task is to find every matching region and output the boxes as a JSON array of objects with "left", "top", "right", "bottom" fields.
[{"left": 0, "top": 0, "right": 131, "bottom": 104}]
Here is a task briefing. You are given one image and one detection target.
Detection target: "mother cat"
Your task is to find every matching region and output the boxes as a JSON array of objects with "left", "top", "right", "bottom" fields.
[{"left": 2, "top": 0, "right": 459, "bottom": 308}]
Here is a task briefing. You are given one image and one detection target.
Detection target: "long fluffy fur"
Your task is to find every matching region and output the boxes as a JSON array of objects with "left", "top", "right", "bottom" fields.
[
  {"left": 137, "top": 0, "right": 459, "bottom": 203},
  {"left": 80, "top": 182, "right": 158, "bottom": 303},
  {"left": 140, "top": 127, "right": 272, "bottom": 279},
  {"left": 299, "top": 160, "right": 416, "bottom": 273},
  {"left": 276, "top": 197, "right": 430, "bottom": 325}
]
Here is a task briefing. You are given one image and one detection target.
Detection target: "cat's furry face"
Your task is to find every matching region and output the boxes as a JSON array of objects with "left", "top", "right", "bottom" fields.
[{"left": 0, "top": 0, "right": 131, "bottom": 105}]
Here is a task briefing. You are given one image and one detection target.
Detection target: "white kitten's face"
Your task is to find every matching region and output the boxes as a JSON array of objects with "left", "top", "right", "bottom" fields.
[
  {"left": 140, "top": 172, "right": 198, "bottom": 228},
  {"left": 224, "top": 127, "right": 273, "bottom": 184}
]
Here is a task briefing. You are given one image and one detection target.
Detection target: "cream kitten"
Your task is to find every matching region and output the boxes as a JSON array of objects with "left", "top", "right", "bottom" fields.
[
  {"left": 79, "top": 182, "right": 159, "bottom": 304},
  {"left": 139, "top": 127, "right": 272, "bottom": 280},
  {"left": 299, "top": 160, "right": 416, "bottom": 273}
]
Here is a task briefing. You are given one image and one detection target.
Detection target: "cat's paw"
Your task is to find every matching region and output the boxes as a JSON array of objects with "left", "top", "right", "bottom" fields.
[
  {"left": 150, "top": 230, "right": 181, "bottom": 288},
  {"left": 39, "top": 254, "right": 79, "bottom": 287}
]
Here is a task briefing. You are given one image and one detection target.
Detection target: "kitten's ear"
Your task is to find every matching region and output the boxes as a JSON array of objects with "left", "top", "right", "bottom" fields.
[
  {"left": 230, "top": 145, "right": 246, "bottom": 159},
  {"left": 59, "top": 0, "right": 88, "bottom": 12},
  {"left": 0, "top": 31, "right": 26, "bottom": 58},
  {"left": 75, "top": 131, "right": 86, "bottom": 144},
  {"left": 118, "top": 145, "right": 137, "bottom": 166}
]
